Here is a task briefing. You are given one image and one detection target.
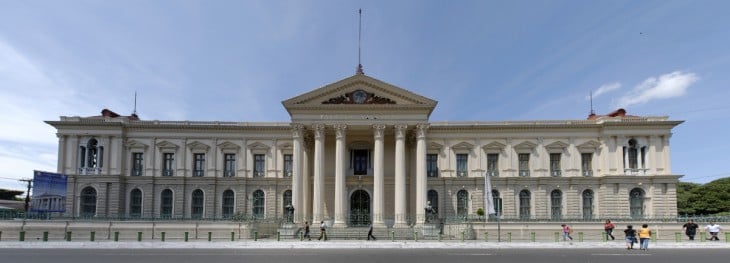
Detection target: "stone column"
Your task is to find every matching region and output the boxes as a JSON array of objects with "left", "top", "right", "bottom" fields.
[
  {"left": 291, "top": 123, "right": 304, "bottom": 223},
  {"left": 372, "top": 124, "right": 385, "bottom": 225},
  {"left": 333, "top": 124, "right": 347, "bottom": 227},
  {"left": 415, "top": 123, "right": 429, "bottom": 224},
  {"left": 394, "top": 124, "right": 407, "bottom": 225},
  {"left": 302, "top": 143, "right": 311, "bottom": 222},
  {"left": 312, "top": 124, "right": 326, "bottom": 223}
]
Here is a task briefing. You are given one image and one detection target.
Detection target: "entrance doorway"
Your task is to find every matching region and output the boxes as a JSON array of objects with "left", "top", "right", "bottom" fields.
[{"left": 350, "top": 190, "right": 370, "bottom": 226}]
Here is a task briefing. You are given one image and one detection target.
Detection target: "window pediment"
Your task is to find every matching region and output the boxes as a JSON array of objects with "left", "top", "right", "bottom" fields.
[
  {"left": 452, "top": 141, "right": 475, "bottom": 150},
  {"left": 218, "top": 141, "right": 241, "bottom": 150},
  {"left": 125, "top": 139, "right": 148, "bottom": 149},
  {"left": 482, "top": 141, "right": 506, "bottom": 151},
  {"left": 278, "top": 142, "right": 293, "bottom": 150},
  {"left": 577, "top": 140, "right": 601, "bottom": 151},
  {"left": 247, "top": 141, "right": 271, "bottom": 150},
  {"left": 545, "top": 141, "right": 569, "bottom": 149},
  {"left": 156, "top": 140, "right": 179, "bottom": 150},
  {"left": 187, "top": 141, "right": 211, "bottom": 151},
  {"left": 428, "top": 142, "right": 443, "bottom": 150},
  {"left": 514, "top": 141, "right": 537, "bottom": 150}
]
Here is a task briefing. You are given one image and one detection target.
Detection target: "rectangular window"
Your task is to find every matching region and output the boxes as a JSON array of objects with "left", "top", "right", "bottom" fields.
[
  {"left": 487, "top": 154, "right": 499, "bottom": 176},
  {"left": 193, "top": 153, "right": 205, "bottom": 177},
  {"left": 283, "top": 154, "right": 292, "bottom": 177},
  {"left": 456, "top": 154, "right": 468, "bottom": 177},
  {"left": 254, "top": 154, "right": 265, "bottom": 177},
  {"left": 162, "top": 153, "right": 174, "bottom": 176},
  {"left": 518, "top": 153, "right": 530, "bottom": 177},
  {"left": 427, "top": 154, "right": 439, "bottom": 177},
  {"left": 224, "top": 153, "right": 236, "bottom": 177},
  {"left": 132, "top": 152, "right": 143, "bottom": 176},
  {"left": 581, "top": 153, "right": 593, "bottom": 176},
  {"left": 549, "top": 153, "right": 561, "bottom": 177}
]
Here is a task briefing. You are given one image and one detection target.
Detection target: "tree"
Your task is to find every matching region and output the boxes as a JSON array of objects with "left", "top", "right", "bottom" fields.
[
  {"left": 677, "top": 182, "right": 701, "bottom": 215},
  {"left": 677, "top": 177, "right": 730, "bottom": 216}
]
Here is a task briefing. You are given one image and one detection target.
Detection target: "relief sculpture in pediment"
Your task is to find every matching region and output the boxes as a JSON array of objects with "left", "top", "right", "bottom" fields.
[{"left": 322, "top": 89, "right": 396, "bottom": 104}]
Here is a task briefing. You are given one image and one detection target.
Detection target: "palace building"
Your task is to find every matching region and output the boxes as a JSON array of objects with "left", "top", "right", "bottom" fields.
[{"left": 46, "top": 72, "right": 682, "bottom": 227}]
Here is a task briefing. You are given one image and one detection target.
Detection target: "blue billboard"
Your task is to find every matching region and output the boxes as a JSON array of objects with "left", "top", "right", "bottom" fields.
[{"left": 30, "top": 171, "right": 67, "bottom": 213}]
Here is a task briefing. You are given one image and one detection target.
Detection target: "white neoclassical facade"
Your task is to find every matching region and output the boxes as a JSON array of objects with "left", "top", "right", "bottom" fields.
[{"left": 47, "top": 73, "right": 682, "bottom": 227}]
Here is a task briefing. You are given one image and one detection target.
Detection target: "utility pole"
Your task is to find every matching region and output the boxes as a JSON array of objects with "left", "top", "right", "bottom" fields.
[{"left": 19, "top": 179, "right": 32, "bottom": 212}]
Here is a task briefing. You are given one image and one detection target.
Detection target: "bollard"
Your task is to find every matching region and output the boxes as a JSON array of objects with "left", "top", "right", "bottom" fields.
[
  {"left": 461, "top": 231, "right": 465, "bottom": 242},
  {"left": 185, "top": 232, "right": 189, "bottom": 242},
  {"left": 414, "top": 231, "right": 418, "bottom": 242},
  {"left": 300, "top": 231, "right": 303, "bottom": 241},
  {"left": 725, "top": 232, "right": 729, "bottom": 242},
  {"left": 43, "top": 231, "right": 49, "bottom": 242},
  {"left": 161, "top": 232, "right": 166, "bottom": 242},
  {"left": 232, "top": 232, "right": 236, "bottom": 242},
  {"left": 90, "top": 231, "right": 95, "bottom": 242},
  {"left": 438, "top": 233, "right": 442, "bottom": 242},
  {"left": 19, "top": 231, "right": 25, "bottom": 241},
  {"left": 254, "top": 231, "right": 258, "bottom": 241},
  {"left": 208, "top": 232, "right": 212, "bottom": 242},
  {"left": 137, "top": 232, "right": 142, "bottom": 242},
  {"left": 66, "top": 231, "right": 72, "bottom": 242},
  {"left": 531, "top": 232, "right": 536, "bottom": 242},
  {"left": 554, "top": 232, "right": 559, "bottom": 242},
  {"left": 700, "top": 232, "right": 706, "bottom": 242},
  {"left": 578, "top": 232, "right": 584, "bottom": 242},
  {"left": 484, "top": 232, "right": 489, "bottom": 242},
  {"left": 654, "top": 232, "right": 658, "bottom": 244},
  {"left": 114, "top": 232, "right": 119, "bottom": 242},
  {"left": 0, "top": 231, "right": 2, "bottom": 241},
  {"left": 391, "top": 231, "right": 395, "bottom": 242},
  {"left": 277, "top": 231, "right": 280, "bottom": 241},
  {"left": 507, "top": 232, "right": 512, "bottom": 242},
  {"left": 602, "top": 232, "right": 607, "bottom": 242},
  {"left": 675, "top": 232, "right": 681, "bottom": 242},
  {"left": 323, "top": 231, "right": 327, "bottom": 241}
]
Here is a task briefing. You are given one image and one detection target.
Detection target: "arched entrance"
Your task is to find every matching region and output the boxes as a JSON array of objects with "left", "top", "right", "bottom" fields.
[{"left": 350, "top": 190, "right": 370, "bottom": 226}]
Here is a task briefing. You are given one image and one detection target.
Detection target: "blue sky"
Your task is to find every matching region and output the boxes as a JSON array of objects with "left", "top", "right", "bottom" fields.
[{"left": 1, "top": 0, "right": 728, "bottom": 191}]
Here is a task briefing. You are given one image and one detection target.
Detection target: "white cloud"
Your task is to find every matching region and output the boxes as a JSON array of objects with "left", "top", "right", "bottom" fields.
[
  {"left": 588, "top": 82, "right": 621, "bottom": 99},
  {"left": 617, "top": 71, "right": 698, "bottom": 108}
]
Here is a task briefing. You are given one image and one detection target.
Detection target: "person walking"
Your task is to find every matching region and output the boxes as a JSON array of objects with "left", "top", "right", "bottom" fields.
[
  {"left": 317, "top": 221, "right": 327, "bottom": 241},
  {"left": 561, "top": 224, "right": 573, "bottom": 241},
  {"left": 705, "top": 221, "right": 722, "bottom": 241},
  {"left": 624, "top": 225, "right": 637, "bottom": 250},
  {"left": 367, "top": 221, "right": 377, "bottom": 241},
  {"left": 604, "top": 219, "right": 616, "bottom": 240},
  {"left": 682, "top": 219, "right": 699, "bottom": 241},
  {"left": 638, "top": 224, "right": 652, "bottom": 250},
  {"left": 303, "top": 221, "right": 311, "bottom": 241}
]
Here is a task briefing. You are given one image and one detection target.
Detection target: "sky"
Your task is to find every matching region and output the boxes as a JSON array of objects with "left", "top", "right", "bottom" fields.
[{"left": 0, "top": 0, "right": 729, "bottom": 192}]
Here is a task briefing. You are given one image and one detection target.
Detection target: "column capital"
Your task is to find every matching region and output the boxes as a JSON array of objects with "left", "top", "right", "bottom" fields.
[
  {"left": 373, "top": 124, "right": 386, "bottom": 139},
  {"left": 291, "top": 123, "right": 305, "bottom": 139},
  {"left": 395, "top": 124, "right": 408, "bottom": 139},
  {"left": 312, "top": 123, "right": 326, "bottom": 139},
  {"left": 334, "top": 123, "right": 347, "bottom": 139},
  {"left": 416, "top": 123, "right": 429, "bottom": 139}
]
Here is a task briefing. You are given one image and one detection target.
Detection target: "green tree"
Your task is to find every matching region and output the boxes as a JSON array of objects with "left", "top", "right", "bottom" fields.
[
  {"left": 678, "top": 177, "right": 730, "bottom": 216},
  {"left": 677, "top": 182, "right": 700, "bottom": 215}
]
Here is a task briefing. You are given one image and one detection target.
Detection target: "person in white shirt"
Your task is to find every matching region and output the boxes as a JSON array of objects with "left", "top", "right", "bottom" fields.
[{"left": 705, "top": 222, "right": 722, "bottom": 241}]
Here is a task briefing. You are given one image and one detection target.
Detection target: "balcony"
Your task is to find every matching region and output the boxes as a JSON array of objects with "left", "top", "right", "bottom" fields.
[
  {"left": 283, "top": 171, "right": 292, "bottom": 177},
  {"left": 78, "top": 167, "right": 102, "bottom": 175},
  {"left": 131, "top": 169, "right": 142, "bottom": 176},
  {"left": 427, "top": 171, "right": 439, "bottom": 177},
  {"left": 624, "top": 168, "right": 648, "bottom": 176},
  {"left": 192, "top": 170, "right": 204, "bottom": 177},
  {"left": 487, "top": 170, "right": 499, "bottom": 177},
  {"left": 223, "top": 170, "right": 235, "bottom": 177},
  {"left": 582, "top": 170, "right": 593, "bottom": 177},
  {"left": 457, "top": 171, "right": 468, "bottom": 177},
  {"left": 253, "top": 171, "right": 265, "bottom": 177},
  {"left": 162, "top": 170, "right": 174, "bottom": 177},
  {"left": 519, "top": 170, "right": 530, "bottom": 177},
  {"left": 550, "top": 170, "right": 562, "bottom": 177}
]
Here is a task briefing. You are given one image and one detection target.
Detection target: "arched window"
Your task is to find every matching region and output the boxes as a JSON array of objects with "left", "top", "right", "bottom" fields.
[
  {"left": 427, "top": 190, "right": 439, "bottom": 215},
  {"left": 191, "top": 189, "right": 204, "bottom": 219},
  {"left": 79, "top": 138, "right": 103, "bottom": 174},
  {"left": 80, "top": 187, "right": 97, "bottom": 217},
  {"left": 627, "top": 139, "right": 638, "bottom": 170},
  {"left": 630, "top": 188, "right": 645, "bottom": 219},
  {"left": 491, "top": 190, "right": 502, "bottom": 216},
  {"left": 519, "top": 190, "right": 531, "bottom": 220},
  {"left": 160, "top": 189, "right": 173, "bottom": 218},
  {"left": 282, "top": 190, "right": 292, "bottom": 213},
  {"left": 582, "top": 189, "right": 594, "bottom": 220},
  {"left": 87, "top": 139, "right": 99, "bottom": 168},
  {"left": 252, "top": 190, "right": 265, "bottom": 219},
  {"left": 456, "top": 190, "right": 469, "bottom": 219},
  {"left": 129, "top": 188, "right": 142, "bottom": 218},
  {"left": 550, "top": 190, "right": 562, "bottom": 220},
  {"left": 222, "top": 190, "right": 235, "bottom": 218}
]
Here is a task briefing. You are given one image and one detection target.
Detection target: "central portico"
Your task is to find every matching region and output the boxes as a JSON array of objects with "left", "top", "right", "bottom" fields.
[{"left": 283, "top": 72, "right": 438, "bottom": 227}]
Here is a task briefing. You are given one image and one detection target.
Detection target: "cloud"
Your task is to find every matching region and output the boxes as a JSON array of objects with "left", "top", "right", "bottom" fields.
[
  {"left": 617, "top": 71, "right": 698, "bottom": 108},
  {"left": 588, "top": 82, "right": 621, "bottom": 99}
]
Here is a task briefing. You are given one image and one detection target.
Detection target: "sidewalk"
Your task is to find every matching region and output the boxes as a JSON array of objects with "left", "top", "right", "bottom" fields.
[{"left": 1, "top": 240, "right": 728, "bottom": 249}]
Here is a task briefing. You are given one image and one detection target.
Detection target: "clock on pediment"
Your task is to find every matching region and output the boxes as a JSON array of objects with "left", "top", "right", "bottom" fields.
[
  {"left": 322, "top": 90, "right": 396, "bottom": 104},
  {"left": 352, "top": 90, "right": 368, "bottom": 104}
]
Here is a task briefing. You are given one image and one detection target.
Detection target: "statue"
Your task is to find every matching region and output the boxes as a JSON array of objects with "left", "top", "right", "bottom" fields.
[
  {"left": 424, "top": 201, "right": 437, "bottom": 223},
  {"left": 285, "top": 203, "right": 295, "bottom": 223}
]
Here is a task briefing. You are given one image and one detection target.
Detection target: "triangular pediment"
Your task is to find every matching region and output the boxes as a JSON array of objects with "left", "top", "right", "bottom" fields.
[
  {"left": 217, "top": 141, "right": 241, "bottom": 150},
  {"left": 156, "top": 140, "right": 179, "bottom": 149},
  {"left": 545, "top": 141, "right": 569, "bottom": 149},
  {"left": 577, "top": 140, "right": 601, "bottom": 150},
  {"left": 514, "top": 141, "right": 538, "bottom": 149},
  {"left": 187, "top": 141, "right": 210, "bottom": 151},
  {"left": 247, "top": 141, "right": 271, "bottom": 150},
  {"left": 483, "top": 141, "right": 507, "bottom": 150},
  {"left": 452, "top": 141, "right": 475, "bottom": 150},
  {"left": 428, "top": 142, "right": 443, "bottom": 150},
  {"left": 125, "top": 139, "right": 148, "bottom": 149},
  {"left": 282, "top": 74, "right": 438, "bottom": 120}
]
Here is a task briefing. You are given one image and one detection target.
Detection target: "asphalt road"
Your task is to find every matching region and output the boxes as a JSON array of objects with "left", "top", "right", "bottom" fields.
[{"left": 1, "top": 248, "right": 728, "bottom": 263}]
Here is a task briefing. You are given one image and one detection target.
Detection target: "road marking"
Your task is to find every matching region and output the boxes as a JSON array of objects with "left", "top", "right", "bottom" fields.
[{"left": 591, "top": 253, "right": 651, "bottom": 256}]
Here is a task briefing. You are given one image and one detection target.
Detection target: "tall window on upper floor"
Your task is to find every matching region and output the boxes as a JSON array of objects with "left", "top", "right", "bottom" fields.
[
  {"left": 352, "top": 150, "right": 369, "bottom": 175},
  {"left": 79, "top": 139, "right": 104, "bottom": 174},
  {"left": 581, "top": 153, "right": 593, "bottom": 177},
  {"left": 131, "top": 152, "right": 143, "bottom": 176},
  {"left": 193, "top": 153, "right": 205, "bottom": 177},
  {"left": 252, "top": 190, "right": 265, "bottom": 219},
  {"left": 224, "top": 154, "right": 236, "bottom": 177},
  {"left": 519, "top": 190, "right": 531, "bottom": 220},
  {"left": 162, "top": 153, "right": 174, "bottom": 176},
  {"left": 518, "top": 154, "right": 530, "bottom": 177},
  {"left": 427, "top": 190, "right": 439, "bottom": 215},
  {"left": 582, "top": 189, "right": 594, "bottom": 220},
  {"left": 160, "top": 189, "right": 173, "bottom": 218},
  {"left": 629, "top": 188, "right": 645, "bottom": 219},
  {"left": 191, "top": 189, "right": 204, "bottom": 219},
  {"left": 129, "top": 189, "right": 142, "bottom": 218},
  {"left": 456, "top": 190, "right": 469, "bottom": 219},
  {"left": 550, "top": 190, "right": 562, "bottom": 220},
  {"left": 623, "top": 139, "right": 647, "bottom": 173},
  {"left": 282, "top": 190, "right": 292, "bottom": 213},
  {"left": 222, "top": 190, "right": 235, "bottom": 218},
  {"left": 492, "top": 190, "right": 502, "bottom": 216},
  {"left": 254, "top": 154, "right": 265, "bottom": 177},
  {"left": 80, "top": 187, "right": 97, "bottom": 218},
  {"left": 487, "top": 154, "right": 499, "bottom": 177},
  {"left": 456, "top": 154, "right": 468, "bottom": 177},
  {"left": 549, "top": 153, "right": 561, "bottom": 177},
  {"left": 283, "top": 154, "right": 292, "bottom": 177},
  {"left": 427, "top": 154, "right": 439, "bottom": 177}
]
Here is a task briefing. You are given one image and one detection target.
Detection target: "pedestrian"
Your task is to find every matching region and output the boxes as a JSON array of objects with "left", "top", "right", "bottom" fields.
[
  {"left": 604, "top": 219, "right": 616, "bottom": 240},
  {"left": 367, "top": 221, "right": 376, "bottom": 241},
  {"left": 561, "top": 224, "right": 573, "bottom": 241},
  {"left": 317, "top": 221, "right": 327, "bottom": 241},
  {"left": 303, "top": 221, "right": 311, "bottom": 241},
  {"left": 682, "top": 219, "right": 699, "bottom": 241},
  {"left": 705, "top": 221, "right": 722, "bottom": 241},
  {"left": 624, "top": 225, "right": 636, "bottom": 250},
  {"left": 638, "top": 224, "right": 651, "bottom": 250}
]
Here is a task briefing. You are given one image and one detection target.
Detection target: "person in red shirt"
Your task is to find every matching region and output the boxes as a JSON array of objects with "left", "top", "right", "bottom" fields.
[{"left": 604, "top": 219, "right": 616, "bottom": 240}]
